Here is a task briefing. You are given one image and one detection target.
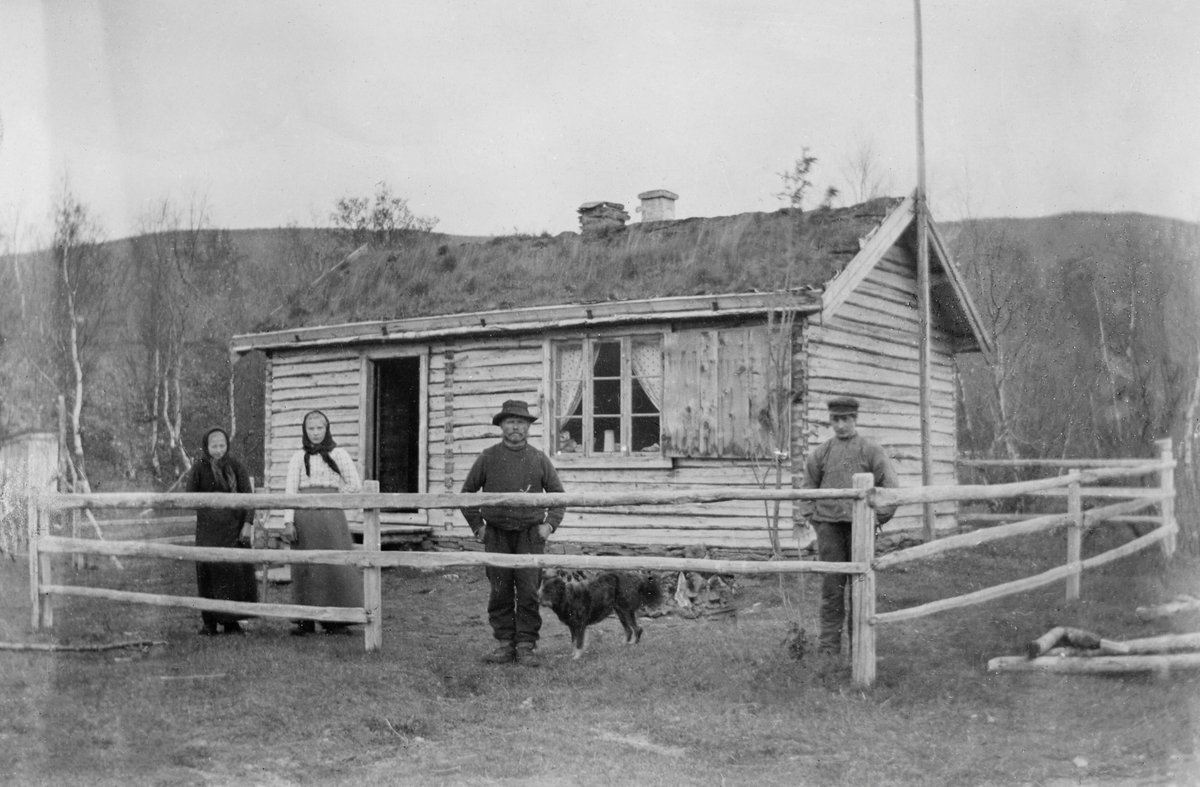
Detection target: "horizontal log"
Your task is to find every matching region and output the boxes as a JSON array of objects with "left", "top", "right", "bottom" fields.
[
  {"left": 875, "top": 511, "right": 1075, "bottom": 569},
  {"left": 346, "top": 524, "right": 433, "bottom": 536},
  {"left": 988, "top": 653, "right": 1200, "bottom": 674},
  {"left": 874, "top": 474, "right": 1084, "bottom": 507},
  {"left": 37, "top": 487, "right": 868, "bottom": 511},
  {"left": 874, "top": 524, "right": 1174, "bottom": 626},
  {"left": 273, "top": 358, "right": 361, "bottom": 378},
  {"left": 41, "top": 584, "right": 366, "bottom": 623},
  {"left": 1136, "top": 596, "right": 1200, "bottom": 621},
  {"left": 0, "top": 639, "right": 170, "bottom": 653},
  {"left": 272, "top": 371, "right": 360, "bottom": 390},
  {"left": 1046, "top": 632, "right": 1200, "bottom": 656},
  {"left": 1028, "top": 487, "right": 1167, "bottom": 499},
  {"left": 1082, "top": 497, "right": 1162, "bottom": 529},
  {"left": 38, "top": 536, "right": 864, "bottom": 575},
  {"left": 958, "top": 513, "right": 1163, "bottom": 526},
  {"left": 1104, "top": 632, "right": 1200, "bottom": 654},
  {"left": 957, "top": 458, "right": 1165, "bottom": 468},
  {"left": 430, "top": 349, "right": 543, "bottom": 373},
  {"left": 550, "top": 532, "right": 776, "bottom": 548}
]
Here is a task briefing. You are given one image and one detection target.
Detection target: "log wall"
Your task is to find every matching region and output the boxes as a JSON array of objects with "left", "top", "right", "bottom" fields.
[
  {"left": 425, "top": 335, "right": 789, "bottom": 549},
  {"left": 263, "top": 350, "right": 366, "bottom": 529}
]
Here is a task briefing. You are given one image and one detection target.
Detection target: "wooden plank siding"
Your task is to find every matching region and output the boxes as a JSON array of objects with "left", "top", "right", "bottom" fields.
[
  {"left": 800, "top": 249, "right": 959, "bottom": 534},
  {"left": 425, "top": 332, "right": 792, "bottom": 550}
]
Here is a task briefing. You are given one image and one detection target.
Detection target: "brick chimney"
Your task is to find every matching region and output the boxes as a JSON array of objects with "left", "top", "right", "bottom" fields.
[
  {"left": 577, "top": 201, "right": 630, "bottom": 233},
  {"left": 637, "top": 189, "right": 678, "bottom": 222}
]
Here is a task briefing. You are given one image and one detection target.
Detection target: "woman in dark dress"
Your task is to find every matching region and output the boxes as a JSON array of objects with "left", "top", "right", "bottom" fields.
[{"left": 186, "top": 427, "right": 258, "bottom": 635}]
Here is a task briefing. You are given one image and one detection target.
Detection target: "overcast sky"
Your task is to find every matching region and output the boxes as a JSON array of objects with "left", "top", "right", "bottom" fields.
[{"left": 1, "top": 1, "right": 1197, "bottom": 243}]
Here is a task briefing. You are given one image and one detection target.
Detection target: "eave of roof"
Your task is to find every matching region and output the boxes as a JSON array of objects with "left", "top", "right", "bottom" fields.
[{"left": 232, "top": 290, "right": 825, "bottom": 355}]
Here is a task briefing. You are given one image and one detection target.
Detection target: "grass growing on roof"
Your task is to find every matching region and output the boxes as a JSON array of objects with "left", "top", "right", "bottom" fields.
[{"left": 269, "top": 199, "right": 902, "bottom": 331}]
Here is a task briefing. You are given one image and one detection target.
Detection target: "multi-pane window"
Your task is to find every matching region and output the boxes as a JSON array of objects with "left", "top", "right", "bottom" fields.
[{"left": 553, "top": 335, "right": 663, "bottom": 457}]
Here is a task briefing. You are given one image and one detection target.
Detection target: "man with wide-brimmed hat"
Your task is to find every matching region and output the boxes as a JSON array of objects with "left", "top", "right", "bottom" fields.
[
  {"left": 796, "top": 396, "right": 899, "bottom": 657},
  {"left": 460, "top": 399, "right": 566, "bottom": 666}
]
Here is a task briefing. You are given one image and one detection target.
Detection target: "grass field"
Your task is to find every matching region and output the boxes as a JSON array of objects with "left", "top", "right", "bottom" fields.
[{"left": 1, "top": 526, "right": 1198, "bottom": 786}]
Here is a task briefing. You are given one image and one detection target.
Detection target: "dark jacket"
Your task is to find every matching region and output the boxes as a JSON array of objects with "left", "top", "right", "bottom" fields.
[
  {"left": 460, "top": 442, "right": 566, "bottom": 533},
  {"left": 796, "top": 434, "right": 899, "bottom": 525},
  {"left": 186, "top": 456, "right": 254, "bottom": 547}
]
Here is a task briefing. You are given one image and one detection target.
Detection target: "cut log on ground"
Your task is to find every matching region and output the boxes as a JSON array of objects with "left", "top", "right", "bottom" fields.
[
  {"left": 1027, "top": 627, "right": 1067, "bottom": 659},
  {"left": 1026, "top": 626, "right": 1130, "bottom": 658},
  {"left": 989, "top": 653, "right": 1200, "bottom": 675},
  {"left": 1136, "top": 597, "right": 1200, "bottom": 621},
  {"left": 1045, "top": 631, "right": 1200, "bottom": 656},
  {"left": 0, "top": 639, "right": 168, "bottom": 652}
]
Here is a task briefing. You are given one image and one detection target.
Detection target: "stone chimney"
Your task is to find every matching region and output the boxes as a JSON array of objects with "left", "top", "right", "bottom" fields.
[
  {"left": 577, "top": 201, "right": 630, "bottom": 233},
  {"left": 637, "top": 189, "right": 678, "bottom": 222}
]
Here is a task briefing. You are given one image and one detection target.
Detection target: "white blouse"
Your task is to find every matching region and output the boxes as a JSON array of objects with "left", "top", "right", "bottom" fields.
[{"left": 281, "top": 447, "right": 362, "bottom": 524}]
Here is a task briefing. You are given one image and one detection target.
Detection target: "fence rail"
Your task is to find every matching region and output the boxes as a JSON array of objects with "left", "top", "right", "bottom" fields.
[{"left": 23, "top": 440, "right": 1179, "bottom": 688}]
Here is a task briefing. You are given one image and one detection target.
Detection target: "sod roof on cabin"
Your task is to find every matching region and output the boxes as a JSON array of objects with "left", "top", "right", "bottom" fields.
[{"left": 268, "top": 197, "right": 905, "bottom": 331}]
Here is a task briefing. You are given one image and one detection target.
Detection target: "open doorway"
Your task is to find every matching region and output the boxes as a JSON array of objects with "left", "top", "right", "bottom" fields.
[{"left": 370, "top": 356, "right": 421, "bottom": 515}]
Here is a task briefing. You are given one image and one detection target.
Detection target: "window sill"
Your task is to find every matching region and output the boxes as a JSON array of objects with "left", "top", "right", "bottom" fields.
[{"left": 552, "top": 454, "right": 673, "bottom": 470}]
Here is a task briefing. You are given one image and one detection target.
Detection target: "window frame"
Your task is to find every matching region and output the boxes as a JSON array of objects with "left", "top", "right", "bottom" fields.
[{"left": 547, "top": 330, "right": 667, "bottom": 465}]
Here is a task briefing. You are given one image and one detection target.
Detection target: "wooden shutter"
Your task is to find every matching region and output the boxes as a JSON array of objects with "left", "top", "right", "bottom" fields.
[{"left": 663, "top": 325, "right": 783, "bottom": 458}]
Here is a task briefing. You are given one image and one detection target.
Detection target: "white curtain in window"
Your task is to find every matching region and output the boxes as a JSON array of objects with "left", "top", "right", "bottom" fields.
[
  {"left": 555, "top": 344, "right": 584, "bottom": 428},
  {"left": 631, "top": 340, "right": 663, "bottom": 410}
]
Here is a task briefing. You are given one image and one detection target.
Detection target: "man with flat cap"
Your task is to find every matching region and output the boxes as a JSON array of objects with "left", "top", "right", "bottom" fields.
[
  {"left": 797, "top": 396, "right": 899, "bottom": 657},
  {"left": 460, "top": 399, "right": 565, "bottom": 666}
]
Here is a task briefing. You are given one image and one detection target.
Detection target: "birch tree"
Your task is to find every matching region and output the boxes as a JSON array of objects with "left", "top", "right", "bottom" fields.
[
  {"left": 952, "top": 218, "right": 1051, "bottom": 466},
  {"left": 130, "top": 196, "right": 246, "bottom": 481},
  {"left": 46, "top": 187, "right": 116, "bottom": 491},
  {"left": 839, "top": 138, "right": 893, "bottom": 204}
]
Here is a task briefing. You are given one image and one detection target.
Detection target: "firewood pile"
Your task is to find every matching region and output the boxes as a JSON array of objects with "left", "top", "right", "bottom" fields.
[
  {"left": 988, "top": 596, "right": 1200, "bottom": 676},
  {"left": 669, "top": 571, "right": 736, "bottom": 619}
]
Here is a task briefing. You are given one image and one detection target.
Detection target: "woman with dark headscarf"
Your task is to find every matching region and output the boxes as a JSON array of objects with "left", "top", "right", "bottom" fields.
[
  {"left": 186, "top": 427, "right": 257, "bottom": 635},
  {"left": 283, "top": 410, "right": 363, "bottom": 636}
]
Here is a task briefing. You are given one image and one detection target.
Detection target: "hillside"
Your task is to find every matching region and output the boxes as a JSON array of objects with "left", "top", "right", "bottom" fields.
[{"left": 2, "top": 205, "right": 1197, "bottom": 515}]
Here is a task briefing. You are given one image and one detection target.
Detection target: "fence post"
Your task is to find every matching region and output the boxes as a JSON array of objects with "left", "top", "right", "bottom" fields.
[
  {"left": 1066, "top": 478, "right": 1082, "bottom": 602},
  {"left": 38, "top": 506, "right": 53, "bottom": 629},
  {"left": 850, "top": 472, "right": 876, "bottom": 689},
  {"left": 362, "top": 480, "right": 383, "bottom": 652},
  {"left": 71, "top": 509, "right": 83, "bottom": 570},
  {"left": 27, "top": 496, "right": 40, "bottom": 630},
  {"left": 1156, "top": 438, "right": 1176, "bottom": 557}
]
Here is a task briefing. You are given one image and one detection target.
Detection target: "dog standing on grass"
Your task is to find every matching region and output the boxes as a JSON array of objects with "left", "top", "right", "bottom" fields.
[{"left": 537, "top": 571, "right": 663, "bottom": 659}]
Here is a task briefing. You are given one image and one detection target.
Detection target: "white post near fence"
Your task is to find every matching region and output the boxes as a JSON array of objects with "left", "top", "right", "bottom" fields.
[
  {"left": 38, "top": 506, "right": 54, "bottom": 629},
  {"left": 362, "top": 480, "right": 383, "bottom": 652},
  {"left": 1156, "top": 439, "right": 1176, "bottom": 557},
  {"left": 71, "top": 509, "right": 83, "bottom": 570},
  {"left": 27, "top": 496, "right": 40, "bottom": 630},
  {"left": 1066, "top": 478, "right": 1082, "bottom": 602},
  {"left": 850, "top": 473, "right": 876, "bottom": 688}
]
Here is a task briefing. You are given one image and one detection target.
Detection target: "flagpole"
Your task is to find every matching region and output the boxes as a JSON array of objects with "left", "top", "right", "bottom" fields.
[{"left": 914, "top": 0, "right": 935, "bottom": 541}]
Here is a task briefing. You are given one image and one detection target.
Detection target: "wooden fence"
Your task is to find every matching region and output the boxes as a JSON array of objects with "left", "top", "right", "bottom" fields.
[{"left": 26, "top": 440, "right": 1178, "bottom": 688}]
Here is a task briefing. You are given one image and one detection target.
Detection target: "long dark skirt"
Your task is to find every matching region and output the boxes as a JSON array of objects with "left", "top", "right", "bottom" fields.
[
  {"left": 292, "top": 487, "right": 364, "bottom": 612},
  {"left": 195, "top": 509, "right": 258, "bottom": 626}
]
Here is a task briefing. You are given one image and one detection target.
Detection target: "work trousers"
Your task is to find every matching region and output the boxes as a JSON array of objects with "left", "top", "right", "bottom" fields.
[
  {"left": 814, "top": 521, "right": 854, "bottom": 654},
  {"left": 484, "top": 525, "right": 545, "bottom": 645}
]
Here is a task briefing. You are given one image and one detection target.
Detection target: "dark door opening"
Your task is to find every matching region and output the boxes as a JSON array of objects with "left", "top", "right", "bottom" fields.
[{"left": 372, "top": 357, "right": 420, "bottom": 511}]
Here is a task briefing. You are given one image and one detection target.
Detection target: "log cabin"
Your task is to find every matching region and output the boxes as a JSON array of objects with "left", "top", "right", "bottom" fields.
[{"left": 231, "top": 194, "right": 991, "bottom": 555}]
